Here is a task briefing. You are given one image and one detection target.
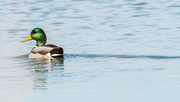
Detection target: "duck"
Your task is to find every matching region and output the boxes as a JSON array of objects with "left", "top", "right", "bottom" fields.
[{"left": 21, "top": 27, "right": 63, "bottom": 59}]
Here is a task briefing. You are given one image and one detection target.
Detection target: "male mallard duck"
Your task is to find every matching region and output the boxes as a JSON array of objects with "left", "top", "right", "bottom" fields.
[{"left": 21, "top": 28, "right": 63, "bottom": 59}]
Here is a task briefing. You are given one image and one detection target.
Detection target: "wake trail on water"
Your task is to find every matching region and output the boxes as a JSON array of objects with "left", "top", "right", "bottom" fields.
[{"left": 65, "top": 54, "right": 180, "bottom": 59}]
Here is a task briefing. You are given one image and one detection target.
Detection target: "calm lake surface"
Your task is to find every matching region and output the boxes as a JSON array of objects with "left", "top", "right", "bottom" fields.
[{"left": 1, "top": 0, "right": 180, "bottom": 102}]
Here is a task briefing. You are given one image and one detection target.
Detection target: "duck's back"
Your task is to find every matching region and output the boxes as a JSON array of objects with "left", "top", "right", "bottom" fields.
[{"left": 45, "top": 44, "right": 63, "bottom": 57}]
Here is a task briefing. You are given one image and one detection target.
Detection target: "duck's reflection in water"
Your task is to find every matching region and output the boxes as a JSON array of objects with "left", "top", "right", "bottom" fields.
[{"left": 26, "top": 57, "right": 64, "bottom": 90}]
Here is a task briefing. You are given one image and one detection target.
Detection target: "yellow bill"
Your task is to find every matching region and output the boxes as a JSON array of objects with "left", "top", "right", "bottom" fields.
[{"left": 21, "top": 35, "right": 32, "bottom": 42}]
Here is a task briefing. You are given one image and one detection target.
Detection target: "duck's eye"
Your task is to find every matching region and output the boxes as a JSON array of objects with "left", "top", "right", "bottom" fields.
[{"left": 32, "top": 30, "right": 36, "bottom": 34}]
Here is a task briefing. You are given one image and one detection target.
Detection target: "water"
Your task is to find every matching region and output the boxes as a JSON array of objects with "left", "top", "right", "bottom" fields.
[{"left": 1, "top": 0, "right": 180, "bottom": 102}]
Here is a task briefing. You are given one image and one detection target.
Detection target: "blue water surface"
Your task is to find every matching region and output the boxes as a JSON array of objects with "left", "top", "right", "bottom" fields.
[{"left": 1, "top": 0, "right": 180, "bottom": 102}]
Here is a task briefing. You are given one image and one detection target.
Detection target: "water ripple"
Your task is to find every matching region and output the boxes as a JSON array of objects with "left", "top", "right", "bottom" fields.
[{"left": 65, "top": 54, "right": 180, "bottom": 59}]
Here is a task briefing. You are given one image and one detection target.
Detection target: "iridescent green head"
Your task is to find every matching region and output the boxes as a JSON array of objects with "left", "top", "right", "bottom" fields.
[{"left": 21, "top": 28, "right": 47, "bottom": 46}]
